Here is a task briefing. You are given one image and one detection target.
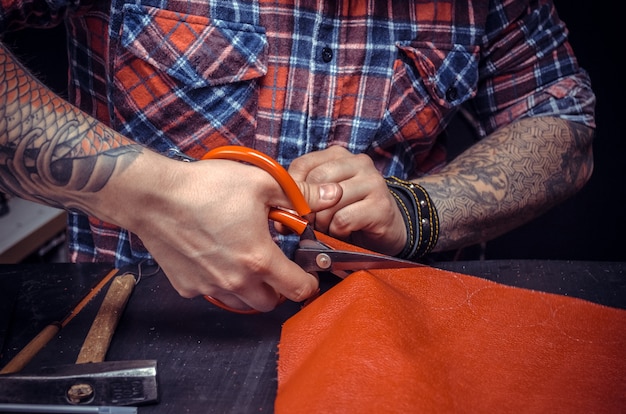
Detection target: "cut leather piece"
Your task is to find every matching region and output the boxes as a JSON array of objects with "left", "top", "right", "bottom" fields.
[{"left": 276, "top": 235, "right": 626, "bottom": 413}]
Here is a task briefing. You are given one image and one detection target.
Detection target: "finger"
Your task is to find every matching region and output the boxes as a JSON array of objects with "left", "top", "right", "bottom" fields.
[
  {"left": 149, "top": 221, "right": 307, "bottom": 313},
  {"left": 288, "top": 146, "right": 351, "bottom": 181},
  {"left": 327, "top": 196, "right": 406, "bottom": 255},
  {"left": 204, "top": 293, "right": 259, "bottom": 314},
  {"left": 274, "top": 181, "right": 342, "bottom": 234},
  {"left": 312, "top": 173, "right": 372, "bottom": 234},
  {"left": 214, "top": 242, "right": 319, "bottom": 312},
  {"left": 292, "top": 155, "right": 371, "bottom": 232},
  {"left": 297, "top": 181, "right": 342, "bottom": 211},
  {"left": 261, "top": 243, "right": 320, "bottom": 304},
  {"left": 326, "top": 197, "right": 385, "bottom": 238},
  {"left": 205, "top": 281, "right": 283, "bottom": 314},
  {"left": 316, "top": 174, "right": 391, "bottom": 236}
]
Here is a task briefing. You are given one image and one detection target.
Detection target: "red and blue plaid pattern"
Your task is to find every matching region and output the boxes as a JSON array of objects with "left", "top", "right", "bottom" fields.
[{"left": 1, "top": 1, "right": 595, "bottom": 266}]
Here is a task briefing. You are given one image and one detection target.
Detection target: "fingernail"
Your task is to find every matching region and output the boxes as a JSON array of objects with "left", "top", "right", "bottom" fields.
[{"left": 320, "top": 183, "right": 339, "bottom": 201}]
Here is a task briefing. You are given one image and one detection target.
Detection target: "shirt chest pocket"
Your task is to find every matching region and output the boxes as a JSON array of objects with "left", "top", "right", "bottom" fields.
[
  {"left": 374, "top": 41, "right": 480, "bottom": 176},
  {"left": 395, "top": 41, "right": 480, "bottom": 110},
  {"left": 111, "top": 4, "right": 268, "bottom": 153}
]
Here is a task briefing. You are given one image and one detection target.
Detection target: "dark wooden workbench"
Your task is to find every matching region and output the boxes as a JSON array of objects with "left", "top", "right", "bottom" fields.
[{"left": 1, "top": 260, "right": 625, "bottom": 412}]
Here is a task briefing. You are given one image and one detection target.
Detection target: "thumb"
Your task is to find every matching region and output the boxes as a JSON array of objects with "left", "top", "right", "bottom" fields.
[
  {"left": 274, "top": 182, "right": 342, "bottom": 236},
  {"left": 298, "top": 181, "right": 342, "bottom": 212}
]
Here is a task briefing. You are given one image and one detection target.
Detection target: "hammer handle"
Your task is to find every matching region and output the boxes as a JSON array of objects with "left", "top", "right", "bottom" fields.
[
  {"left": 75, "top": 273, "right": 136, "bottom": 364},
  {"left": 0, "top": 323, "right": 61, "bottom": 374}
]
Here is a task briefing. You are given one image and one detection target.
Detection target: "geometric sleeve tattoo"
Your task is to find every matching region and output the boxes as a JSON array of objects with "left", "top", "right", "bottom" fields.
[{"left": 419, "top": 116, "right": 594, "bottom": 251}]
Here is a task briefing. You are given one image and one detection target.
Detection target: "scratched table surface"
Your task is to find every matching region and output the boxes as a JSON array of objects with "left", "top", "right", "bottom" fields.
[{"left": 0, "top": 260, "right": 625, "bottom": 413}]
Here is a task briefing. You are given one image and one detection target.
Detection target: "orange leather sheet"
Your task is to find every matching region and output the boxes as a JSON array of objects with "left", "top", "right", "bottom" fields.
[{"left": 276, "top": 235, "right": 626, "bottom": 413}]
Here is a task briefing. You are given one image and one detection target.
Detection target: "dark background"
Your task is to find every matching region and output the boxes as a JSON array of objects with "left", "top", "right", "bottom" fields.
[{"left": 2, "top": 1, "right": 624, "bottom": 262}]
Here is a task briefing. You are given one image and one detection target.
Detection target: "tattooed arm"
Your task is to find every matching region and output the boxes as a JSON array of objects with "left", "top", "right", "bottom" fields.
[
  {"left": 0, "top": 43, "right": 331, "bottom": 312},
  {"left": 289, "top": 116, "right": 594, "bottom": 256},
  {"left": 419, "top": 116, "right": 594, "bottom": 252},
  {"left": 0, "top": 42, "right": 144, "bottom": 216}
]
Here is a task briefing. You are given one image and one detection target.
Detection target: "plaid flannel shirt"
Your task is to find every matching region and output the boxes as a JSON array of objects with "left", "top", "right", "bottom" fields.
[{"left": 1, "top": 0, "right": 595, "bottom": 267}]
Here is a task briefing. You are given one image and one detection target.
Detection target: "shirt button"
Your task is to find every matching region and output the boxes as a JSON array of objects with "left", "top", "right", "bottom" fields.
[
  {"left": 321, "top": 47, "right": 333, "bottom": 63},
  {"left": 445, "top": 86, "right": 458, "bottom": 102}
]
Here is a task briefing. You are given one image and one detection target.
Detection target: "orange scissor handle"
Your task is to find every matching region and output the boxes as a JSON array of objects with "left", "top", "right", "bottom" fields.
[
  {"left": 202, "top": 146, "right": 311, "bottom": 217},
  {"left": 200, "top": 146, "right": 310, "bottom": 314},
  {"left": 268, "top": 208, "right": 309, "bottom": 235}
]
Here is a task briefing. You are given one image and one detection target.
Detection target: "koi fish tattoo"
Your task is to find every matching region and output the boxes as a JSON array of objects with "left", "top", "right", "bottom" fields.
[{"left": 0, "top": 44, "right": 142, "bottom": 213}]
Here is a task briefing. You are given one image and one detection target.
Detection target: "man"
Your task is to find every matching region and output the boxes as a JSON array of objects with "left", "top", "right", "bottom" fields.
[{"left": 0, "top": 1, "right": 595, "bottom": 312}]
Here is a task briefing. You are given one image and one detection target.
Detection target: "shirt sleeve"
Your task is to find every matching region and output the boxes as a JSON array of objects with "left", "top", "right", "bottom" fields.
[
  {"left": 0, "top": 0, "right": 94, "bottom": 33},
  {"left": 469, "top": 0, "right": 596, "bottom": 136}
]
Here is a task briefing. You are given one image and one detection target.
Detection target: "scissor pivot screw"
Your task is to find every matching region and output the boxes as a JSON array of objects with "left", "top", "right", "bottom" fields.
[{"left": 315, "top": 253, "right": 332, "bottom": 270}]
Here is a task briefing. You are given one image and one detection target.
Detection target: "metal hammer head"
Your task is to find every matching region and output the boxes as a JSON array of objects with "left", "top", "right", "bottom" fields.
[{"left": 0, "top": 360, "right": 158, "bottom": 406}]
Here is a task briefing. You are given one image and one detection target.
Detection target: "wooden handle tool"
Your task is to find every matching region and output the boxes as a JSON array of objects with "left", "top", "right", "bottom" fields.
[
  {"left": 75, "top": 273, "right": 136, "bottom": 364},
  {"left": 0, "top": 268, "right": 119, "bottom": 375}
]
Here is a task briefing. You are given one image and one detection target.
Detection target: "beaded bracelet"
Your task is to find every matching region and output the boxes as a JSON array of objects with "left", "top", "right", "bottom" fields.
[{"left": 385, "top": 176, "right": 439, "bottom": 261}]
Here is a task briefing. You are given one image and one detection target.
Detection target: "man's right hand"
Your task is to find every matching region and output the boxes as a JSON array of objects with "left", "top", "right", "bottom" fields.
[{"left": 107, "top": 152, "right": 341, "bottom": 312}]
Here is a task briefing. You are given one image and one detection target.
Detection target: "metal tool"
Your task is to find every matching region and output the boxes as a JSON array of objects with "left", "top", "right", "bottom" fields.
[
  {"left": 201, "top": 146, "right": 423, "bottom": 313},
  {"left": 0, "top": 403, "right": 137, "bottom": 413},
  {"left": 0, "top": 273, "right": 158, "bottom": 406}
]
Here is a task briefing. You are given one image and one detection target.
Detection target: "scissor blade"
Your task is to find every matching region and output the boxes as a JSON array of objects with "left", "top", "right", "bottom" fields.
[{"left": 294, "top": 249, "right": 424, "bottom": 274}]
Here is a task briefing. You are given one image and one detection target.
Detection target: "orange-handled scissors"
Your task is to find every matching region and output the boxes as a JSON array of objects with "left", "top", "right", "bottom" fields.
[{"left": 201, "top": 146, "right": 423, "bottom": 313}]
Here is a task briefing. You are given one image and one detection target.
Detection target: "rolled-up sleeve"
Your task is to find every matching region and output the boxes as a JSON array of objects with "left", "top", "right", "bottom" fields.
[{"left": 471, "top": 0, "right": 595, "bottom": 136}]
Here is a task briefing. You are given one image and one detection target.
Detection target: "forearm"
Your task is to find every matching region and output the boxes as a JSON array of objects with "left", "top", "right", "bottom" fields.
[
  {"left": 0, "top": 42, "right": 146, "bottom": 223},
  {"left": 418, "top": 116, "right": 594, "bottom": 252}
]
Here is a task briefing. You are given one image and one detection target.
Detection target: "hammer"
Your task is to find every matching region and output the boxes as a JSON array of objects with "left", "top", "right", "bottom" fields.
[{"left": 0, "top": 273, "right": 158, "bottom": 406}]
